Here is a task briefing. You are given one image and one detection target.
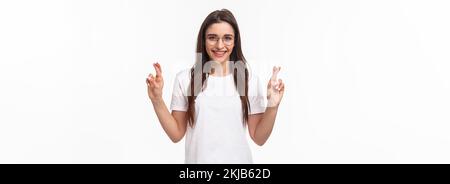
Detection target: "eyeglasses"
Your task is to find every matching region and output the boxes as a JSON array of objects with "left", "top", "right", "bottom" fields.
[{"left": 206, "top": 34, "right": 234, "bottom": 46}]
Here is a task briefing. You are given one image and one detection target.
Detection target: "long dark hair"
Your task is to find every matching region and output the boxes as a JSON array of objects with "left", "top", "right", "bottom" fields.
[{"left": 187, "top": 9, "right": 250, "bottom": 127}]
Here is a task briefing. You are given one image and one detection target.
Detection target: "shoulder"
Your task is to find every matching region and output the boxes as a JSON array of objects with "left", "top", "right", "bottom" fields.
[
  {"left": 175, "top": 68, "right": 191, "bottom": 80},
  {"left": 248, "top": 72, "right": 262, "bottom": 86},
  {"left": 171, "top": 68, "right": 191, "bottom": 95},
  {"left": 174, "top": 68, "right": 192, "bottom": 87},
  {"left": 247, "top": 72, "right": 265, "bottom": 96}
]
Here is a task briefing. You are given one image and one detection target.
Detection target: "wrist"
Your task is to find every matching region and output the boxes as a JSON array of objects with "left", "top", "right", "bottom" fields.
[
  {"left": 266, "top": 105, "right": 279, "bottom": 110},
  {"left": 266, "top": 100, "right": 280, "bottom": 108},
  {"left": 150, "top": 97, "right": 164, "bottom": 104}
]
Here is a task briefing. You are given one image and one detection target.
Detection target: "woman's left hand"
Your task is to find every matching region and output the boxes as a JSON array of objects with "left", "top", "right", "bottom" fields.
[{"left": 267, "top": 66, "right": 285, "bottom": 107}]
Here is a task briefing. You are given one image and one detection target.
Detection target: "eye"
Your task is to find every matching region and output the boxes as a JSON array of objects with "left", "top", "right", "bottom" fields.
[
  {"left": 207, "top": 36, "right": 217, "bottom": 41},
  {"left": 224, "top": 36, "right": 233, "bottom": 41}
]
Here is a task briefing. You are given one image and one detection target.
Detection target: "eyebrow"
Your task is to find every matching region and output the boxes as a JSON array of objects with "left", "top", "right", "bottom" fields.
[{"left": 206, "top": 33, "right": 234, "bottom": 37}]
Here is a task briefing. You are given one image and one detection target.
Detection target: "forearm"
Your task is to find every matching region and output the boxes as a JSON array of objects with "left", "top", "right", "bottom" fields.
[
  {"left": 253, "top": 106, "right": 279, "bottom": 145},
  {"left": 151, "top": 98, "right": 183, "bottom": 142}
]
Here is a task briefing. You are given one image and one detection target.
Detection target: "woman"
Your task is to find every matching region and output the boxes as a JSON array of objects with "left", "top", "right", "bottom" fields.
[{"left": 146, "top": 9, "right": 285, "bottom": 164}]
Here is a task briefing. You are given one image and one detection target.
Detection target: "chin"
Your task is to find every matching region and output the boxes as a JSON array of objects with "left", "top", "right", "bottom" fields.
[
  {"left": 211, "top": 55, "right": 231, "bottom": 63},
  {"left": 212, "top": 58, "right": 228, "bottom": 63}
]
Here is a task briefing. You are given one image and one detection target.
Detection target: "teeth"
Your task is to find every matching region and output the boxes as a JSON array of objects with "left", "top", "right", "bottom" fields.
[{"left": 213, "top": 51, "right": 225, "bottom": 56}]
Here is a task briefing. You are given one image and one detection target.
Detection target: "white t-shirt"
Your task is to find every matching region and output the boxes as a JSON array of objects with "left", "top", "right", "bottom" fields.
[{"left": 170, "top": 69, "right": 266, "bottom": 164}]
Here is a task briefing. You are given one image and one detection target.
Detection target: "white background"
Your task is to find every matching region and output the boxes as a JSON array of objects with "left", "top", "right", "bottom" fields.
[{"left": 1, "top": 0, "right": 449, "bottom": 163}]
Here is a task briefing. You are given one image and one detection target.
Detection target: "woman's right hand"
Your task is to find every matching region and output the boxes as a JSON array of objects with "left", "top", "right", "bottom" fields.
[{"left": 146, "top": 62, "right": 164, "bottom": 102}]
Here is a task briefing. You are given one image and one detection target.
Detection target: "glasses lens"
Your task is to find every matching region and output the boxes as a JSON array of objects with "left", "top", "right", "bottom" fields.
[{"left": 205, "top": 36, "right": 234, "bottom": 45}]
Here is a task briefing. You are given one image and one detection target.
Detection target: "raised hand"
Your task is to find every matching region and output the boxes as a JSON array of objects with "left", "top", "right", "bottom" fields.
[
  {"left": 267, "top": 66, "right": 285, "bottom": 107},
  {"left": 146, "top": 62, "right": 164, "bottom": 102}
]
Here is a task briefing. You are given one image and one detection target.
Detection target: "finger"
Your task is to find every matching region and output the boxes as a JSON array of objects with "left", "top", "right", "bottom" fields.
[
  {"left": 277, "top": 79, "right": 283, "bottom": 90},
  {"left": 154, "top": 62, "right": 162, "bottom": 78},
  {"left": 148, "top": 74, "right": 156, "bottom": 86},
  {"left": 147, "top": 72, "right": 154, "bottom": 80},
  {"left": 270, "top": 66, "right": 281, "bottom": 81},
  {"left": 279, "top": 82, "right": 285, "bottom": 92},
  {"left": 268, "top": 78, "right": 279, "bottom": 89},
  {"left": 148, "top": 73, "right": 154, "bottom": 80}
]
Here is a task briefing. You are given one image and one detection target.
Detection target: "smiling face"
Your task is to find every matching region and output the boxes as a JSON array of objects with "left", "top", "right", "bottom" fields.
[
  {"left": 205, "top": 21, "right": 235, "bottom": 64},
  {"left": 188, "top": 9, "right": 250, "bottom": 126}
]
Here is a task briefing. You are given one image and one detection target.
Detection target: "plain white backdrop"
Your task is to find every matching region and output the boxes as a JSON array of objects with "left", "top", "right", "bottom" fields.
[{"left": 1, "top": 0, "right": 449, "bottom": 163}]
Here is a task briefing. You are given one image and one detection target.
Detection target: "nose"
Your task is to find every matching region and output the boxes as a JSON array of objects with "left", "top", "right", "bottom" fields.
[{"left": 216, "top": 38, "right": 225, "bottom": 49}]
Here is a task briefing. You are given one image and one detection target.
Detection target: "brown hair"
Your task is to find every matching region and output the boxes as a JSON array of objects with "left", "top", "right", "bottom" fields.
[{"left": 187, "top": 9, "right": 250, "bottom": 127}]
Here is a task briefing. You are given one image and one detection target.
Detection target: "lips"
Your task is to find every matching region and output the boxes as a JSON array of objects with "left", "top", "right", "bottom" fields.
[{"left": 212, "top": 50, "right": 226, "bottom": 58}]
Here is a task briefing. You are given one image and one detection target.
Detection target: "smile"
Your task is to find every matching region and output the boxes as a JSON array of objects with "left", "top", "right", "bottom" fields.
[{"left": 212, "top": 50, "right": 227, "bottom": 57}]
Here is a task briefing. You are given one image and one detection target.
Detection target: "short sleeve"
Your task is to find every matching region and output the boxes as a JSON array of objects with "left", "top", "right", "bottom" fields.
[
  {"left": 170, "top": 72, "right": 188, "bottom": 111},
  {"left": 248, "top": 75, "right": 266, "bottom": 115}
]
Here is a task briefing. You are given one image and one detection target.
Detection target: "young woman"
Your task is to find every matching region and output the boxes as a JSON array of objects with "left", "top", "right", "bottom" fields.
[{"left": 146, "top": 9, "right": 285, "bottom": 164}]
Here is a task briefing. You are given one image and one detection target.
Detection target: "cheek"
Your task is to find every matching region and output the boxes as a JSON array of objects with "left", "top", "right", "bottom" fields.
[
  {"left": 226, "top": 46, "right": 234, "bottom": 52},
  {"left": 226, "top": 47, "right": 234, "bottom": 57},
  {"left": 205, "top": 45, "right": 213, "bottom": 56},
  {"left": 205, "top": 44, "right": 213, "bottom": 51}
]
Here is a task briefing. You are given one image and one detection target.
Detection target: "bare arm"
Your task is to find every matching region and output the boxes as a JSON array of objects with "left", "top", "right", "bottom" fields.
[
  {"left": 151, "top": 99, "right": 187, "bottom": 143},
  {"left": 248, "top": 107, "right": 279, "bottom": 146},
  {"left": 147, "top": 63, "right": 187, "bottom": 143},
  {"left": 248, "top": 66, "right": 285, "bottom": 146}
]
